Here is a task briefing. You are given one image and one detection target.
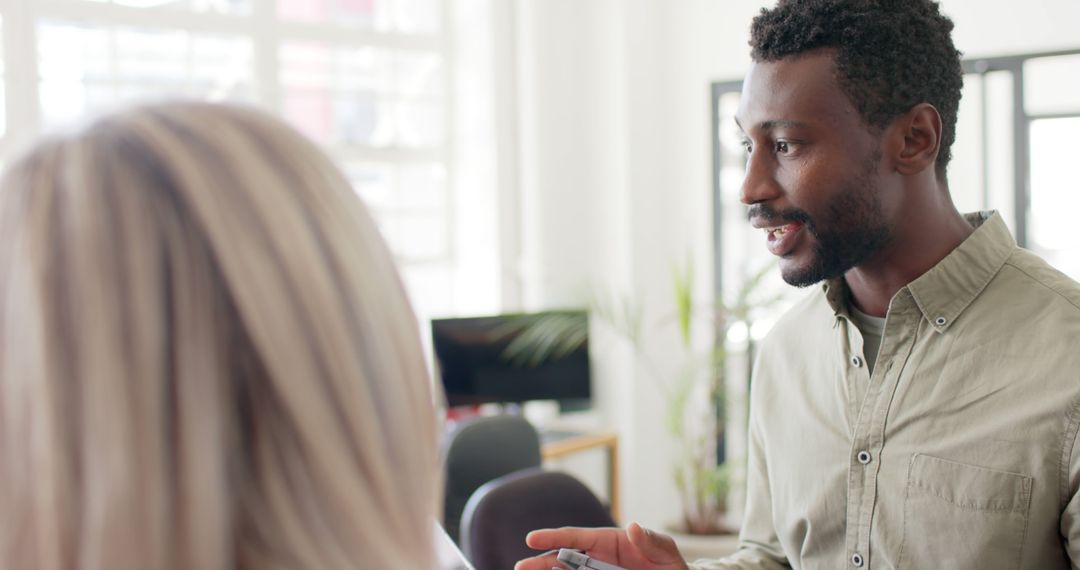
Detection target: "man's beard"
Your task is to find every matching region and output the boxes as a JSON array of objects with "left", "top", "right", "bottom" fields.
[{"left": 750, "top": 153, "right": 891, "bottom": 288}]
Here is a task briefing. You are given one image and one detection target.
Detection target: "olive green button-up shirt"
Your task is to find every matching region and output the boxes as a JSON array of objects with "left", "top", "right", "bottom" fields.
[{"left": 691, "top": 211, "right": 1080, "bottom": 570}]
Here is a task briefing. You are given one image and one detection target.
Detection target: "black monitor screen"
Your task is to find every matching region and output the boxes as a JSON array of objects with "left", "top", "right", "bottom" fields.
[{"left": 431, "top": 311, "right": 591, "bottom": 407}]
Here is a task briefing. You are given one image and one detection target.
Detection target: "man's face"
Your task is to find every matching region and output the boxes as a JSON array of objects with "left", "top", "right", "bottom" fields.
[{"left": 736, "top": 50, "right": 894, "bottom": 287}]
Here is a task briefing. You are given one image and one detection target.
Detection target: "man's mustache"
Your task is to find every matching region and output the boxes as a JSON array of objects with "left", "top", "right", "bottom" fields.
[{"left": 746, "top": 204, "right": 813, "bottom": 228}]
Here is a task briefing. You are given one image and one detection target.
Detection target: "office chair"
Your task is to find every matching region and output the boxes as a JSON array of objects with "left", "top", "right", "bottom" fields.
[
  {"left": 459, "top": 468, "right": 616, "bottom": 570},
  {"left": 442, "top": 414, "right": 542, "bottom": 544}
]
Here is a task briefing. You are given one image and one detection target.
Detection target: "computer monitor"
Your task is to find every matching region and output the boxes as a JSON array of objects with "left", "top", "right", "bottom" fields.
[{"left": 431, "top": 311, "right": 591, "bottom": 408}]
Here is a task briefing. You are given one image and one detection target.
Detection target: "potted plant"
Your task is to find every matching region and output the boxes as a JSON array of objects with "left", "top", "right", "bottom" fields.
[
  {"left": 657, "top": 259, "right": 778, "bottom": 536},
  {"left": 500, "top": 260, "right": 781, "bottom": 538}
]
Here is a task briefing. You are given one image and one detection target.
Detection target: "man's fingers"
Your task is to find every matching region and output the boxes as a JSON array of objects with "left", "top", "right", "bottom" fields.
[
  {"left": 525, "top": 526, "right": 615, "bottom": 551},
  {"left": 626, "top": 522, "right": 685, "bottom": 565}
]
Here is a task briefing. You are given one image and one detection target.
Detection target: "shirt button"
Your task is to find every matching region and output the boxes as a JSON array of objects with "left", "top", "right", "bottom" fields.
[
  {"left": 934, "top": 316, "right": 947, "bottom": 326},
  {"left": 851, "top": 552, "right": 864, "bottom": 567},
  {"left": 857, "top": 450, "right": 872, "bottom": 464},
  {"left": 850, "top": 355, "right": 863, "bottom": 367}
]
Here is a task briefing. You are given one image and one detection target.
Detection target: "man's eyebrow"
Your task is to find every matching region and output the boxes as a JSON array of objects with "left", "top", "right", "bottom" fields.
[{"left": 734, "top": 117, "right": 808, "bottom": 132}]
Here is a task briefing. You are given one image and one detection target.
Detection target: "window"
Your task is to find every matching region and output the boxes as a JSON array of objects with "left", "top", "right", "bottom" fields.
[
  {"left": 952, "top": 49, "right": 1080, "bottom": 281},
  {"left": 37, "top": 22, "right": 256, "bottom": 128},
  {"left": 0, "top": 0, "right": 492, "bottom": 319}
]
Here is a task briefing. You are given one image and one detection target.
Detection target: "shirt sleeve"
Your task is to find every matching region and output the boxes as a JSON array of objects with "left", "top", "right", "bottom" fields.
[
  {"left": 687, "top": 387, "right": 790, "bottom": 570},
  {"left": 1060, "top": 409, "right": 1080, "bottom": 569}
]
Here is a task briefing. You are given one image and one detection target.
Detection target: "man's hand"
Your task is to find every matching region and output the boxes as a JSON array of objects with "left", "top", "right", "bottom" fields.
[{"left": 514, "top": 522, "right": 690, "bottom": 570}]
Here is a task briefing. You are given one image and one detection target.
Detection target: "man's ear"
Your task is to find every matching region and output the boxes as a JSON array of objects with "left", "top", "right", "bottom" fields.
[{"left": 891, "top": 103, "right": 942, "bottom": 176}]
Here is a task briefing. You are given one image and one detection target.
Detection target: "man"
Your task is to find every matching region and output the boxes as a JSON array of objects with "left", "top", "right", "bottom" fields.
[{"left": 516, "top": 0, "right": 1080, "bottom": 569}]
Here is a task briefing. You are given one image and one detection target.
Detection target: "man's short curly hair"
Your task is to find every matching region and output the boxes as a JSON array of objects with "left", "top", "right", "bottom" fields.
[{"left": 750, "top": 0, "right": 963, "bottom": 175}]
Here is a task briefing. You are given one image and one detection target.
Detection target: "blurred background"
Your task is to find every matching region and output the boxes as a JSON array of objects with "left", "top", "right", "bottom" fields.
[{"left": 1, "top": 0, "right": 1077, "bottom": 550}]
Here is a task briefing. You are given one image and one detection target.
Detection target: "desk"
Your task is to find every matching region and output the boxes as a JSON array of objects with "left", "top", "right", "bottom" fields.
[{"left": 541, "top": 431, "right": 620, "bottom": 524}]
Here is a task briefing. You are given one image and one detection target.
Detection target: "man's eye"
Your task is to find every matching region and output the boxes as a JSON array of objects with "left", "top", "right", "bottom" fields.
[
  {"left": 774, "top": 141, "right": 790, "bottom": 153},
  {"left": 740, "top": 140, "right": 752, "bottom": 154}
]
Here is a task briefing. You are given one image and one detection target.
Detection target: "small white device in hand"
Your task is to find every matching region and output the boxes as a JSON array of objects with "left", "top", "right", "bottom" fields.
[{"left": 556, "top": 549, "right": 629, "bottom": 570}]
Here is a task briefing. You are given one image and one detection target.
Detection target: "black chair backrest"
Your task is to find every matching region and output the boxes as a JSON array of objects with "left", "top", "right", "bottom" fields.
[
  {"left": 460, "top": 468, "right": 616, "bottom": 570},
  {"left": 442, "top": 414, "right": 542, "bottom": 544}
]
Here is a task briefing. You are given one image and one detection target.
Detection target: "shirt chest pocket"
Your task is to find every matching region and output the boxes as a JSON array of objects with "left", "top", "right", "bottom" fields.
[{"left": 897, "top": 454, "right": 1032, "bottom": 570}]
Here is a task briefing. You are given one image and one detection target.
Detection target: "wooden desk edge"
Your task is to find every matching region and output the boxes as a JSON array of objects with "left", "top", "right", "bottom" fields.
[{"left": 540, "top": 431, "right": 618, "bottom": 460}]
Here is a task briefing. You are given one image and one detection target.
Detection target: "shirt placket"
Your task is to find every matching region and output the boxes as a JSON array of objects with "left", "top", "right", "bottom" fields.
[{"left": 843, "top": 292, "right": 920, "bottom": 568}]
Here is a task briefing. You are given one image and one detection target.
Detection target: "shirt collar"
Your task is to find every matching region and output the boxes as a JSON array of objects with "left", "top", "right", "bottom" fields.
[{"left": 822, "top": 211, "right": 1015, "bottom": 332}]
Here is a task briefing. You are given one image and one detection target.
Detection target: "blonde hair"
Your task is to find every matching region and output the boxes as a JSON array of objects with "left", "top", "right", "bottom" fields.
[{"left": 0, "top": 101, "right": 439, "bottom": 570}]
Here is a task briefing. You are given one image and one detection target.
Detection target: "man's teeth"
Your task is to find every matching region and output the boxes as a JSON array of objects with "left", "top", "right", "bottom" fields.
[{"left": 766, "top": 225, "right": 789, "bottom": 236}]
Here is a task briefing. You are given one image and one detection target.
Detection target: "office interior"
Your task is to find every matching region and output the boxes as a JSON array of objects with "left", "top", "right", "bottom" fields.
[{"left": 1, "top": 0, "right": 1077, "bottom": 563}]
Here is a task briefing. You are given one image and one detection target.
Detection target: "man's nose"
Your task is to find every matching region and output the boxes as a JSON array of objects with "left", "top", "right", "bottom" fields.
[{"left": 739, "top": 151, "right": 781, "bottom": 206}]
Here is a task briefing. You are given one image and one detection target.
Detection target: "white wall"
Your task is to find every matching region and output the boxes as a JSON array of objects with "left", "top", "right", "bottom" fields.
[
  {"left": 510, "top": 0, "right": 770, "bottom": 529},
  {"left": 509, "top": 0, "right": 1080, "bottom": 529},
  {"left": 946, "top": 0, "right": 1080, "bottom": 57}
]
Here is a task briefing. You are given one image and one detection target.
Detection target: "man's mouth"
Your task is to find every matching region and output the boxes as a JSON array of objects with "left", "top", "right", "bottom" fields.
[{"left": 760, "top": 221, "right": 805, "bottom": 256}]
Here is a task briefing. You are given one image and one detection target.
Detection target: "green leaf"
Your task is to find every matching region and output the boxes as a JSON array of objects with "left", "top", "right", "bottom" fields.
[
  {"left": 672, "top": 259, "right": 694, "bottom": 348},
  {"left": 497, "top": 311, "right": 588, "bottom": 367}
]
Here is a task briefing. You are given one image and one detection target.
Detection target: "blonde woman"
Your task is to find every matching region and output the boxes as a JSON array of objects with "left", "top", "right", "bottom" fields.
[{"left": 0, "top": 101, "right": 440, "bottom": 570}]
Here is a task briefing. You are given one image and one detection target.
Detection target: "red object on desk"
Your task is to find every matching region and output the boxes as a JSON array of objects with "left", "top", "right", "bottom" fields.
[{"left": 445, "top": 405, "right": 481, "bottom": 422}]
